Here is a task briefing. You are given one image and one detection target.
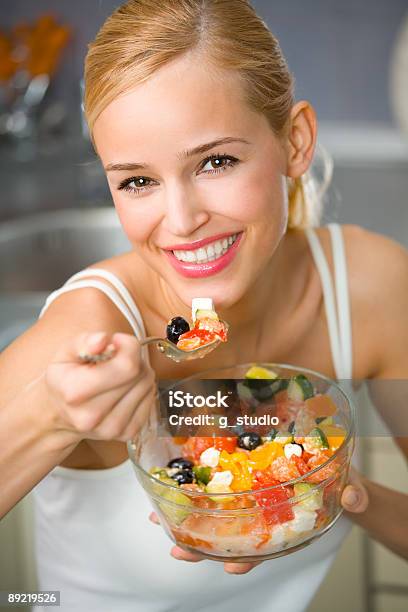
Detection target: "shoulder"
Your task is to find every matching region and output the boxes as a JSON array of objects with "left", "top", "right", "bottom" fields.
[
  {"left": 339, "top": 224, "right": 408, "bottom": 308},
  {"left": 39, "top": 253, "right": 144, "bottom": 335},
  {"left": 337, "top": 224, "right": 408, "bottom": 377}
]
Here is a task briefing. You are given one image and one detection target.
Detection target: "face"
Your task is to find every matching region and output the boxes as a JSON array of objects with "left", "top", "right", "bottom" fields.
[{"left": 93, "top": 52, "right": 290, "bottom": 311}]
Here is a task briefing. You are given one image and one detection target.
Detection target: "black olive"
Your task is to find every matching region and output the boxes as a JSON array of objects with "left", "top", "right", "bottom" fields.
[
  {"left": 167, "top": 457, "right": 193, "bottom": 470},
  {"left": 166, "top": 317, "right": 190, "bottom": 344},
  {"left": 171, "top": 469, "right": 194, "bottom": 485},
  {"left": 237, "top": 431, "right": 262, "bottom": 451}
]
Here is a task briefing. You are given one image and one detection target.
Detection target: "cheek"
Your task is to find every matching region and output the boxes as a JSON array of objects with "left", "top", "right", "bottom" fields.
[
  {"left": 229, "top": 165, "right": 287, "bottom": 225},
  {"left": 112, "top": 194, "right": 159, "bottom": 245}
]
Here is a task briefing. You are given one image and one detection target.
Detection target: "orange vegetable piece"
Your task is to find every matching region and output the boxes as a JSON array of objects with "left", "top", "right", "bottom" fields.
[
  {"left": 269, "top": 456, "right": 301, "bottom": 483},
  {"left": 248, "top": 441, "right": 284, "bottom": 470},
  {"left": 305, "top": 393, "right": 337, "bottom": 417}
]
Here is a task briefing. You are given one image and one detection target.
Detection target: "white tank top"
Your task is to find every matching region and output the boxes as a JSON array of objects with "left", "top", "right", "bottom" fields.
[{"left": 32, "top": 224, "right": 358, "bottom": 612}]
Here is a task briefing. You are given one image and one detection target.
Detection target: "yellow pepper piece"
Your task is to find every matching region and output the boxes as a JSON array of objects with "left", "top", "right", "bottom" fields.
[
  {"left": 248, "top": 441, "right": 284, "bottom": 469},
  {"left": 320, "top": 425, "right": 346, "bottom": 451}
]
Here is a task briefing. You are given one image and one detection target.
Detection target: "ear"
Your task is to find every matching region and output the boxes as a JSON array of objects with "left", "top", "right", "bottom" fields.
[{"left": 285, "top": 101, "right": 317, "bottom": 179}]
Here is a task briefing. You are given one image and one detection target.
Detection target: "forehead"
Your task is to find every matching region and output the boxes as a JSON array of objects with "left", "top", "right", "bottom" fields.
[{"left": 93, "top": 52, "right": 269, "bottom": 161}]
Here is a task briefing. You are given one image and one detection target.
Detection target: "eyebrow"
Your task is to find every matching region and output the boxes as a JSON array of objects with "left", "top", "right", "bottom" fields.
[{"left": 104, "top": 137, "right": 250, "bottom": 172}]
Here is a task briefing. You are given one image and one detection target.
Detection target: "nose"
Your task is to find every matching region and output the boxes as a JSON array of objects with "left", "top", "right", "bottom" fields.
[{"left": 162, "top": 181, "right": 210, "bottom": 236}]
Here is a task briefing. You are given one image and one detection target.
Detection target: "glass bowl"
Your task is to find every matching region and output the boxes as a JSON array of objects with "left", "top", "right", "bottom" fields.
[{"left": 128, "top": 363, "right": 355, "bottom": 562}]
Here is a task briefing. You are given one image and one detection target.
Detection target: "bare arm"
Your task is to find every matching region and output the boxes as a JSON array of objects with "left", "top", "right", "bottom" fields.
[
  {"left": 0, "top": 288, "right": 155, "bottom": 519},
  {"left": 340, "top": 227, "right": 408, "bottom": 558},
  {"left": 0, "top": 372, "right": 79, "bottom": 518}
]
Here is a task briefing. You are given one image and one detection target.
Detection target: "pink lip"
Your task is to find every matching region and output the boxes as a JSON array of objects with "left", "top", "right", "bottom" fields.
[
  {"left": 164, "top": 232, "right": 243, "bottom": 278},
  {"left": 163, "top": 231, "right": 238, "bottom": 251}
]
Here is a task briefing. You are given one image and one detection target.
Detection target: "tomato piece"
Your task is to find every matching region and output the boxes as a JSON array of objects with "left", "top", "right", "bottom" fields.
[
  {"left": 177, "top": 328, "right": 218, "bottom": 351},
  {"left": 306, "top": 451, "right": 338, "bottom": 483},
  {"left": 269, "top": 456, "right": 301, "bottom": 483},
  {"left": 182, "top": 437, "right": 215, "bottom": 461},
  {"left": 290, "top": 454, "right": 309, "bottom": 475},
  {"left": 194, "top": 318, "right": 228, "bottom": 342},
  {"left": 213, "top": 436, "right": 238, "bottom": 453},
  {"left": 182, "top": 436, "right": 237, "bottom": 462},
  {"left": 252, "top": 479, "right": 294, "bottom": 525},
  {"left": 252, "top": 468, "right": 281, "bottom": 487}
]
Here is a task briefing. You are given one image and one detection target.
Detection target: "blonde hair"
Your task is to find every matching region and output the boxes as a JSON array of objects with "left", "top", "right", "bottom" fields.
[{"left": 84, "top": 0, "right": 331, "bottom": 228}]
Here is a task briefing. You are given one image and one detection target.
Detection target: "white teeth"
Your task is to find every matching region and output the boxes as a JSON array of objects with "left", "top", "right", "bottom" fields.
[
  {"left": 196, "top": 248, "right": 207, "bottom": 262},
  {"left": 214, "top": 241, "right": 223, "bottom": 255},
  {"left": 172, "top": 233, "right": 239, "bottom": 264},
  {"left": 184, "top": 250, "right": 196, "bottom": 263}
]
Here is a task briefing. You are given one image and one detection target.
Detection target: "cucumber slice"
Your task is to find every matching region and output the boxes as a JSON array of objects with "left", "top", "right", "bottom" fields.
[
  {"left": 205, "top": 482, "right": 234, "bottom": 502},
  {"left": 308, "top": 427, "right": 329, "bottom": 450},
  {"left": 153, "top": 475, "right": 192, "bottom": 524},
  {"left": 287, "top": 374, "right": 314, "bottom": 401},
  {"left": 150, "top": 467, "right": 169, "bottom": 479},
  {"left": 195, "top": 308, "right": 219, "bottom": 321},
  {"left": 237, "top": 381, "right": 255, "bottom": 402},
  {"left": 294, "top": 483, "right": 323, "bottom": 510},
  {"left": 315, "top": 416, "right": 334, "bottom": 426}
]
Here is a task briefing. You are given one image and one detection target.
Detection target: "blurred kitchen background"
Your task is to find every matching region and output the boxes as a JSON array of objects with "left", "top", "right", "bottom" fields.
[{"left": 0, "top": 1, "right": 407, "bottom": 611}]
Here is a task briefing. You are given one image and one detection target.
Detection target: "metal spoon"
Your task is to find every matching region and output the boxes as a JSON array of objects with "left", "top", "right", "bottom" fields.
[{"left": 78, "top": 322, "right": 228, "bottom": 364}]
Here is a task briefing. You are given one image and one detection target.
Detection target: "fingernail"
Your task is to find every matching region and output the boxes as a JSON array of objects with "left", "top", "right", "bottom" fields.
[{"left": 344, "top": 488, "right": 360, "bottom": 507}]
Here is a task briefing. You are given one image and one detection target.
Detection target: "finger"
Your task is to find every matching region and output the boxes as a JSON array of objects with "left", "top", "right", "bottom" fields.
[
  {"left": 118, "top": 387, "right": 157, "bottom": 441},
  {"left": 52, "top": 331, "right": 110, "bottom": 364},
  {"left": 149, "top": 512, "right": 160, "bottom": 525},
  {"left": 78, "top": 370, "right": 155, "bottom": 438},
  {"left": 95, "top": 374, "right": 155, "bottom": 440},
  {"left": 170, "top": 546, "right": 205, "bottom": 562},
  {"left": 341, "top": 484, "right": 369, "bottom": 513},
  {"left": 223, "top": 561, "right": 262, "bottom": 574},
  {"left": 49, "top": 337, "right": 149, "bottom": 409}
]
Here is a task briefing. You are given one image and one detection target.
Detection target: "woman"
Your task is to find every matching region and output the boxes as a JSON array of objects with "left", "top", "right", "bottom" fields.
[{"left": 0, "top": 1, "right": 407, "bottom": 611}]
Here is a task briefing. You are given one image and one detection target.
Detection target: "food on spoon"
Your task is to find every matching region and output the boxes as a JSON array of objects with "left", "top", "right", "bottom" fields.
[
  {"left": 166, "top": 298, "right": 228, "bottom": 351},
  {"left": 166, "top": 317, "right": 190, "bottom": 344}
]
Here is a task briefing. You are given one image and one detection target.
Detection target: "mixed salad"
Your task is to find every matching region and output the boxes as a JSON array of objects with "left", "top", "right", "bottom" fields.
[
  {"left": 149, "top": 366, "right": 350, "bottom": 558},
  {"left": 166, "top": 298, "right": 228, "bottom": 351}
]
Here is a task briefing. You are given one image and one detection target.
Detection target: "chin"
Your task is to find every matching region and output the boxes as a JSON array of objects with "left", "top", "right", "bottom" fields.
[{"left": 173, "top": 274, "right": 252, "bottom": 312}]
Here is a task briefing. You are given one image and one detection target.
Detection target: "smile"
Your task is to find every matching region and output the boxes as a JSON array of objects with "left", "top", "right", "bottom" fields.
[
  {"left": 172, "top": 234, "right": 239, "bottom": 264},
  {"left": 164, "top": 232, "right": 243, "bottom": 278}
]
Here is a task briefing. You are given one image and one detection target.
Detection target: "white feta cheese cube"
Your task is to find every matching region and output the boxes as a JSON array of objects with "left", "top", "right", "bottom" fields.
[
  {"left": 199, "top": 446, "right": 220, "bottom": 467},
  {"left": 192, "top": 297, "right": 214, "bottom": 322},
  {"left": 209, "top": 470, "right": 233, "bottom": 487},
  {"left": 284, "top": 443, "right": 303, "bottom": 460}
]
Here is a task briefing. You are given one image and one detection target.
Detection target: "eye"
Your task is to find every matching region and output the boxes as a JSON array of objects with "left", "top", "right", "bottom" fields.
[
  {"left": 199, "top": 154, "right": 239, "bottom": 175},
  {"left": 118, "top": 176, "right": 157, "bottom": 193}
]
